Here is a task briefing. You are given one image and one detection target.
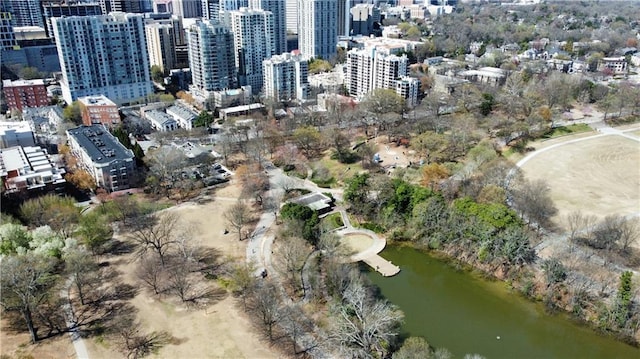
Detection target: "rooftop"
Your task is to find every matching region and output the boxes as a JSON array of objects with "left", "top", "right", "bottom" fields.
[
  {"left": 77, "top": 95, "right": 117, "bottom": 107},
  {"left": 66, "top": 125, "right": 133, "bottom": 164},
  {"left": 2, "top": 79, "right": 46, "bottom": 87},
  {"left": 146, "top": 110, "right": 177, "bottom": 126},
  {"left": 167, "top": 104, "right": 198, "bottom": 120},
  {"left": 290, "top": 192, "right": 333, "bottom": 212},
  {"left": 0, "top": 121, "right": 32, "bottom": 134},
  {"left": 0, "top": 146, "right": 65, "bottom": 189}
]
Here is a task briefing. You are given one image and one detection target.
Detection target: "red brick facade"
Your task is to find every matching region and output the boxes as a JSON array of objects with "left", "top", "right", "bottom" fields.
[{"left": 2, "top": 80, "right": 50, "bottom": 111}]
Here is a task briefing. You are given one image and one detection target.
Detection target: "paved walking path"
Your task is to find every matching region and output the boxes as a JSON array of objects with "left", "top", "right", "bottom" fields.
[
  {"left": 61, "top": 280, "right": 90, "bottom": 359},
  {"left": 517, "top": 119, "right": 640, "bottom": 168},
  {"left": 335, "top": 212, "right": 400, "bottom": 277}
]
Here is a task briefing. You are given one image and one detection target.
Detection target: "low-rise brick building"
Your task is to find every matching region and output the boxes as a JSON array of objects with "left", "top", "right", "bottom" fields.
[{"left": 3, "top": 79, "right": 50, "bottom": 111}]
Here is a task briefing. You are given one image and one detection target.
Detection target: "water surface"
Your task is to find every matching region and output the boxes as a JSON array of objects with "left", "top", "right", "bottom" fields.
[{"left": 367, "top": 246, "right": 639, "bottom": 358}]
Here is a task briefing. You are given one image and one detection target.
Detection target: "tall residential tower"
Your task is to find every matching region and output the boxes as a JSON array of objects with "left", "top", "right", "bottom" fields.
[
  {"left": 250, "top": 0, "right": 286, "bottom": 55},
  {"left": 229, "top": 8, "right": 274, "bottom": 94},
  {"left": 187, "top": 20, "right": 236, "bottom": 99},
  {"left": 53, "top": 13, "right": 153, "bottom": 105},
  {"left": 297, "top": 0, "right": 338, "bottom": 60}
]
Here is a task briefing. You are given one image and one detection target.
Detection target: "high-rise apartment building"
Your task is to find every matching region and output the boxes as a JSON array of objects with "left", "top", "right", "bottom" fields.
[
  {"left": 43, "top": 1, "right": 103, "bottom": 40},
  {"left": 145, "top": 23, "right": 177, "bottom": 71},
  {"left": 229, "top": 8, "right": 274, "bottom": 94},
  {"left": 52, "top": 12, "right": 154, "bottom": 105},
  {"left": 297, "top": 0, "right": 338, "bottom": 60},
  {"left": 187, "top": 20, "right": 236, "bottom": 99},
  {"left": 144, "top": 13, "right": 188, "bottom": 68},
  {"left": 262, "top": 52, "right": 309, "bottom": 103},
  {"left": 346, "top": 46, "right": 418, "bottom": 106},
  {"left": 0, "top": 12, "right": 17, "bottom": 51},
  {"left": 100, "top": 0, "right": 147, "bottom": 14},
  {"left": 250, "top": 0, "right": 286, "bottom": 55},
  {"left": 202, "top": 0, "right": 248, "bottom": 21},
  {"left": 350, "top": 3, "right": 380, "bottom": 36},
  {"left": 1, "top": 0, "right": 44, "bottom": 28},
  {"left": 284, "top": 0, "right": 297, "bottom": 34},
  {"left": 173, "top": 0, "right": 203, "bottom": 18}
]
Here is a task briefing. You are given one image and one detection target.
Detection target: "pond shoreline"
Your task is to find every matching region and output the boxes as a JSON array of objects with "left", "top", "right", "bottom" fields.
[{"left": 368, "top": 243, "right": 640, "bottom": 356}]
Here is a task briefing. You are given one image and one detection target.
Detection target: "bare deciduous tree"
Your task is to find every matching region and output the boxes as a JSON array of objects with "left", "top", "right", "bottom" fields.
[
  {"left": 281, "top": 304, "right": 317, "bottom": 355},
  {"left": 129, "top": 211, "right": 181, "bottom": 266},
  {"left": 0, "top": 254, "right": 57, "bottom": 343},
  {"left": 618, "top": 217, "right": 639, "bottom": 253},
  {"left": 64, "top": 248, "right": 100, "bottom": 305},
  {"left": 116, "top": 320, "right": 172, "bottom": 359},
  {"left": 513, "top": 179, "right": 557, "bottom": 234},
  {"left": 329, "top": 281, "right": 403, "bottom": 358},
  {"left": 224, "top": 201, "right": 251, "bottom": 241},
  {"left": 275, "top": 235, "right": 312, "bottom": 294},
  {"left": 249, "top": 282, "right": 282, "bottom": 341},
  {"left": 136, "top": 256, "right": 165, "bottom": 295}
]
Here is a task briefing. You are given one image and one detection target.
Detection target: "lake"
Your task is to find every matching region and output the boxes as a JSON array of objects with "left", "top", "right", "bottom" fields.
[{"left": 367, "top": 246, "right": 639, "bottom": 358}]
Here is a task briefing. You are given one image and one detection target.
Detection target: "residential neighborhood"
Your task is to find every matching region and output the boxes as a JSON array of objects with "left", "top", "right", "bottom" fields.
[{"left": 1, "top": 1, "right": 639, "bottom": 359}]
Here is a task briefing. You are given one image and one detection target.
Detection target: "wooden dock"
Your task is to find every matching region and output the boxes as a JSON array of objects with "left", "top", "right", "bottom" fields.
[{"left": 362, "top": 254, "right": 400, "bottom": 277}]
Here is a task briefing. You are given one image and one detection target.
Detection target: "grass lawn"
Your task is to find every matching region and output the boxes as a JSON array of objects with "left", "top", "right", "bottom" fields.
[
  {"left": 542, "top": 123, "right": 592, "bottom": 139},
  {"left": 321, "top": 212, "right": 344, "bottom": 232},
  {"left": 314, "top": 155, "right": 364, "bottom": 187}
]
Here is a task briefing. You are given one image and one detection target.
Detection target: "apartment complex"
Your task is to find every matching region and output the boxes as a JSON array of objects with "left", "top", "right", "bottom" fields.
[
  {"left": 0, "top": 145, "right": 66, "bottom": 195},
  {"left": 0, "top": 12, "right": 17, "bottom": 50},
  {"left": 145, "top": 22, "right": 178, "bottom": 72},
  {"left": 351, "top": 3, "right": 381, "bottom": 36},
  {"left": 202, "top": 0, "right": 249, "bottom": 21},
  {"left": 52, "top": 12, "right": 153, "bottom": 105},
  {"left": 250, "top": 0, "right": 286, "bottom": 55},
  {"left": 395, "top": 76, "right": 420, "bottom": 107},
  {"left": 229, "top": 8, "right": 275, "bottom": 94},
  {"left": 187, "top": 19, "right": 236, "bottom": 100},
  {"left": 285, "top": 0, "right": 297, "bottom": 34},
  {"left": 2, "top": 79, "right": 50, "bottom": 111},
  {"left": 346, "top": 46, "right": 419, "bottom": 106},
  {"left": 0, "top": 0, "right": 44, "bottom": 28},
  {"left": 77, "top": 95, "right": 120, "bottom": 128},
  {"left": 262, "top": 52, "right": 310, "bottom": 103},
  {"left": 66, "top": 125, "right": 136, "bottom": 192},
  {"left": 42, "top": 1, "right": 102, "bottom": 39},
  {"left": 297, "top": 0, "right": 338, "bottom": 60},
  {"left": 0, "top": 121, "right": 36, "bottom": 149}
]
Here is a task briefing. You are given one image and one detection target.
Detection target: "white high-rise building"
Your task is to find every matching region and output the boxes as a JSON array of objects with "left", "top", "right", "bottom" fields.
[
  {"left": 285, "top": 0, "right": 297, "bottom": 34},
  {"left": 297, "top": 0, "right": 338, "bottom": 60},
  {"left": 250, "top": 0, "right": 286, "bottom": 55},
  {"left": 346, "top": 46, "right": 418, "bottom": 106},
  {"left": 145, "top": 23, "right": 177, "bottom": 72},
  {"left": 52, "top": 13, "right": 153, "bottom": 106},
  {"left": 187, "top": 20, "right": 236, "bottom": 99},
  {"left": 262, "top": 52, "right": 309, "bottom": 103},
  {"left": 202, "top": 0, "right": 249, "bottom": 21},
  {"left": 229, "top": 8, "right": 274, "bottom": 94}
]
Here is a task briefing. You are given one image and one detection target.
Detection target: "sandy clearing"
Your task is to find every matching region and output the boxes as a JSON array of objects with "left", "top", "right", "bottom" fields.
[
  {"left": 520, "top": 135, "right": 640, "bottom": 226},
  {"left": 0, "top": 322, "right": 76, "bottom": 359},
  {"left": 84, "top": 182, "right": 280, "bottom": 359},
  {"left": 341, "top": 233, "right": 375, "bottom": 254}
]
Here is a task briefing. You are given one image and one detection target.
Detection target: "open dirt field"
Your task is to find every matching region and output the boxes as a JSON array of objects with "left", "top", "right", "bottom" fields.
[
  {"left": 521, "top": 135, "right": 640, "bottom": 226},
  {"left": 1, "top": 183, "right": 276, "bottom": 359},
  {"left": 0, "top": 325, "right": 76, "bottom": 359},
  {"left": 83, "top": 182, "right": 280, "bottom": 359}
]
